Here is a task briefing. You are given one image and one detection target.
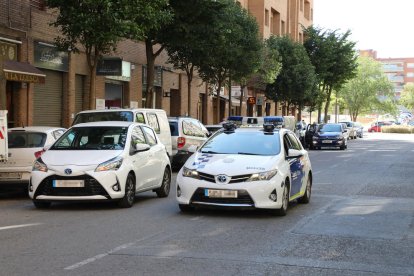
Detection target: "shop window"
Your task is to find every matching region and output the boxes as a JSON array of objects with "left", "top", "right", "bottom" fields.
[{"left": 265, "top": 9, "right": 269, "bottom": 26}]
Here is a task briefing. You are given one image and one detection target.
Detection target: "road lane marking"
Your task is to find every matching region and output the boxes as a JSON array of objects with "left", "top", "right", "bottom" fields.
[
  {"left": 64, "top": 231, "right": 164, "bottom": 270},
  {"left": 0, "top": 223, "right": 42, "bottom": 231},
  {"left": 190, "top": 216, "right": 203, "bottom": 221}
]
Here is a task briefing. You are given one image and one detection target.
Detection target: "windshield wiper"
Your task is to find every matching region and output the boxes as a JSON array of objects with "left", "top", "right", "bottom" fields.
[
  {"left": 237, "top": 152, "right": 261, "bottom": 155},
  {"left": 200, "top": 150, "right": 221, "bottom": 154}
]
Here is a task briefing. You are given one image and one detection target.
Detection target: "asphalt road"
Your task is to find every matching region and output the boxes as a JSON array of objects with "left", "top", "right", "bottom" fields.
[{"left": 0, "top": 132, "right": 413, "bottom": 276}]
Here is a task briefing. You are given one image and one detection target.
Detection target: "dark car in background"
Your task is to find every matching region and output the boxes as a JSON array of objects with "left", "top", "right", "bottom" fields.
[
  {"left": 312, "top": 123, "right": 347, "bottom": 150},
  {"left": 304, "top": 123, "right": 320, "bottom": 149}
]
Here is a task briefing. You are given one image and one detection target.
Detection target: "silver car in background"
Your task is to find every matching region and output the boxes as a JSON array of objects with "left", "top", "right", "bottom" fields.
[{"left": 339, "top": 121, "right": 357, "bottom": 139}]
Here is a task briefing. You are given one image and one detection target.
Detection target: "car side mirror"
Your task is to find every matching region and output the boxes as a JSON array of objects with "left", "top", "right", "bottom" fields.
[
  {"left": 287, "top": 149, "right": 303, "bottom": 159},
  {"left": 134, "top": 143, "right": 150, "bottom": 152}
]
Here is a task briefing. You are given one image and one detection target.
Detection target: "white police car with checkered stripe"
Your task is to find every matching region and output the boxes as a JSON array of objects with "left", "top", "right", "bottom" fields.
[{"left": 176, "top": 123, "right": 312, "bottom": 216}]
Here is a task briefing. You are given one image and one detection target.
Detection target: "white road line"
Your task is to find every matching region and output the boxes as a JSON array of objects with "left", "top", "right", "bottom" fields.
[
  {"left": 64, "top": 231, "right": 163, "bottom": 270},
  {"left": 190, "top": 216, "right": 203, "bottom": 221},
  {"left": 0, "top": 223, "right": 42, "bottom": 231}
]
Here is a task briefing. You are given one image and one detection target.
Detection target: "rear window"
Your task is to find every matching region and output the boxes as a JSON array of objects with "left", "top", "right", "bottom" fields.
[
  {"left": 169, "top": 121, "right": 178, "bottom": 136},
  {"left": 8, "top": 132, "right": 47, "bottom": 148},
  {"left": 72, "top": 111, "right": 133, "bottom": 125}
]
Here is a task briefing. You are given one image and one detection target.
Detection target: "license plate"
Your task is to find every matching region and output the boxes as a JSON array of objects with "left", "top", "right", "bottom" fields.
[
  {"left": 0, "top": 172, "right": 22, "bottom": 179},
  {"left": 322, "top": 140, "right": 333, "bottom": 143},
  {"left": 205, "top": 189, "right": 237, "bottom": 198},
  {"left": 53, "top": 180, "right": 85, "bottom": 188}
]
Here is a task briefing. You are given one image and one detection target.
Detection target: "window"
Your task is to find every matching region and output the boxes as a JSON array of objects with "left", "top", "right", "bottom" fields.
[
  {"left": 147, "top": 113, "right": 160, "bottom": 134},
  {"left": 8, "top": 132, "right": 46, "bottom": 148},
  {"left": 142, "top": 126, "right": 157, "bottom": 146},
  {"left": 406, "top": 72, "right": 414, "bottom": 78},
  {"left": 183, "top": 120, "right": 204, "bottom": 137},
  {"left": 131, "top": 127, "right": 146, "bottom": 145},
  {"left": 407, "top": 63, "right": 414, "bottom": 68},
  {"left": 135, "top": 113, "right": 145, "bottom": 123}
]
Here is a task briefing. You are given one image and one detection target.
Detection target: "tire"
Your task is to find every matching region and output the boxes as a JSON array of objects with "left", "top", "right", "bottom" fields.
[
  {"left": 275, "top": 183, "right": 289, "bottom": 216},
  {"left": 118, "top": 174, "right": 136, "bottom": 208},
  {"left": 179, "top": 204, "right": 194, "bottom": 212},
  {"left": 33, "top": 201, "right": 51, "bottom": 209},
  {"left": 298, "top": 176, "right": 311, "bottom": 204},
  {"left": 155, "top": 167, "right": 171, "bottom": 198}
]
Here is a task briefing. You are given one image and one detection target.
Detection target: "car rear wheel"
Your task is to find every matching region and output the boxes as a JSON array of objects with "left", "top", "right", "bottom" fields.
[
  {"left": 33, "top": 201, "right": 51, "bottom": 209},
  {"left": 298, "top": 177, "right": 311, "bottom": 204},
  {"left": 155, "top": 167, "right": 171, "bottom": 198},
  {"left": 118, "top": 174, "right": 136, "bottom": 208}
]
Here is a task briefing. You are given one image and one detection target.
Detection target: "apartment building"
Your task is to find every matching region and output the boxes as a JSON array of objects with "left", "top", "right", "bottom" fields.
[
  {"left": 359, "top": 50, "right": 414, "bottom": 99},
  {"left": 0, "top": 0, "right": 313, "bottom": 128}
]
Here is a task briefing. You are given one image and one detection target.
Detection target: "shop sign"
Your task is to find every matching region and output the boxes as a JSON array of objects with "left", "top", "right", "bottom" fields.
[
  {"left": 4, "top": 71, "right": 45, "bottom": 83},
  {"left": 97, "top": 57, "right": 122, "bottom": 76},
  {"left": 247, "top": 97, "right": 256, "bottom": 105},
  {"left": 257, "top": 96, "right": 264, "bottom": 105},
  {"left": 142, "top": 65, "right": 163, "bottom": 87},
  {"left": 34, "top": 42, "right": 68, "bottom": 72}
]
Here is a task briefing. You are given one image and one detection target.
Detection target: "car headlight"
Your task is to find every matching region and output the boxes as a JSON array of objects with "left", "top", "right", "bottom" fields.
[
  {"left": 182, "top": 167, "right": 199, "bottom": 179},
  {"left": 246, "top": 170, "right": 277, "bottom": 182},
  {"left": 336, "top": 135, "right": 343, "bottom": 139},
  {"left": 95, "top": 157, "right": 123, "bottom": 172},
  {"left": 33, "top": 158, "right": 48, "bottom": 172}
]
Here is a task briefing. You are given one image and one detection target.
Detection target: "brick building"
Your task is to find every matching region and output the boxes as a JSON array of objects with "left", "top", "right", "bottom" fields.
[
  {"left": 0, "top": 0, "right": 313, "bottom": 128},
  {"left": 359, "top": 50, "right": 414, "bottom": 99}
]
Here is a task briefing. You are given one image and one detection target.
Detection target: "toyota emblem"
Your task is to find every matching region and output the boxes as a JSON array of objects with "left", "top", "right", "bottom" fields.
[
  {"left": 64, "top": 168, "right": 72, "bottom": 175},
  {"left": 217, "top": 175, "right": 227, "bottom": 183}
]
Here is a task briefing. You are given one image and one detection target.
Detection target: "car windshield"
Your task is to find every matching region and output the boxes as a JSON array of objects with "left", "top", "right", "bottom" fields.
[
  {"left": 8, "top": 132, "right": 47, "bottom": 148},
  {"left": 51, "top": 126, "right": 128, "bottom": 150},
  {"left": 72, "top": 111, "right": 133, "bottom": 125},
  {"left": 320, "top": 124, "right": 342, "bottom": 132},
  {"left": 340, "top": 122, "right": 352, "bottom": 127},
  {"left": 200, "top": 131, "right": 280, "bottom": 155}
]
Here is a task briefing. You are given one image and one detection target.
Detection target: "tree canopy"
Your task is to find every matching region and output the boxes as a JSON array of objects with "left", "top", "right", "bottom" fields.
[
  {"left": 340, "top": 56, "right": 394, "bottom": 121},
  {"left": 400, "top": 83, "right": 414, "bottom": 112}
]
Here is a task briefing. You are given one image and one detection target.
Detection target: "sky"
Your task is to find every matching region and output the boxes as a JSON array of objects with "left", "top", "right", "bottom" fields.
[{"left": 313, "top": 0, "right": 414, "bottom": 58}]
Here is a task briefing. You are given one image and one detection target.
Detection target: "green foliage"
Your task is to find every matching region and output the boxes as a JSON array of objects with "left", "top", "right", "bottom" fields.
[
  {"left": 340, "top": 56, "right": 395, "bottom": 121},
  {"left": 303, "top": 26, "right": 358, "bottom": 122},
  {"left": 265, "top": 36, "right": 316, "bottom": 109},
  {"left": 400, "top": 83, "right": 414, "bottom": 112}
]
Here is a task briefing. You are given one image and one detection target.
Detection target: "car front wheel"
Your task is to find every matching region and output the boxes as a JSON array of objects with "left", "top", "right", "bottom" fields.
[
  {"left": 33, "top": 201, "right": 51, "bottom": 209},
  {"left": 275, "top": 183, "right": 289, "bottom": 216},
  {"left": 118, "top": 174, "right": 136, "bottom": 208},
  {"left": 298, "top": 177, "right": 311, "bottom": 204}
]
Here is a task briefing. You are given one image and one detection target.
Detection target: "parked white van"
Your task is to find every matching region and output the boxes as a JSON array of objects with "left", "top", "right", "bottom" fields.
[{"left": 72, "top": 109, "right": 172, "bottom": 158}]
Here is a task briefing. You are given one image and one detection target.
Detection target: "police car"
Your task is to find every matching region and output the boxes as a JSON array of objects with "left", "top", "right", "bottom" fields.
[{"left": 176, "top": 123, "right": 312, "bottom": 216}]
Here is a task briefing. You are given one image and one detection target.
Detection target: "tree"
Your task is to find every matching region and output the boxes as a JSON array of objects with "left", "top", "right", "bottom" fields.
[
  {"left": 303, "top": 26, "right": 358, "bottom": 123},
  {"left": 400, "top": 83, "right": 414, "bottom": 112},
  {"left": 120, "top": 0, "right": 173, "bottom": 108},
  {"left": 340, "top": 56, "right": 394, "bottom": 121},
  {"left": 197, "top": 0, "right": 262, "bottom": 122},
  {"left": 265, "top": 36, "right": 316, "bottom": 119},
  {"left": 161, "top": 0, "right": 226, "bottom": 116},
  {"left": 46, "top": 0, "right": 127, "bottom": 109}
]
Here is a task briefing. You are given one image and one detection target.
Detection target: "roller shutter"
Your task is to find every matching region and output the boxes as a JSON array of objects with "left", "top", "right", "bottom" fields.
[
  {"left": 33, "top": 70, "right": 63, "bottom": 126},
  {"left": 75, "top": 74, "right": 84, "bottom": 114}
]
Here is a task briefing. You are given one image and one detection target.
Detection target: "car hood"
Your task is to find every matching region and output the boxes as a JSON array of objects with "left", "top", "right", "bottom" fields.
[
  {"left": 41, "top": 150, "right": 123, "bottom": 166},
  {"left": 184, "top": 152, "right": 278, "bottom": 175},
  {"left": 316, "top": 131, "right": 342, "bottom": 137}
]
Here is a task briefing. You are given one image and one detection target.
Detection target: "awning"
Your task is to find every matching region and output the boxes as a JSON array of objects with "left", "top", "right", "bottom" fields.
[
  {"left": 218, "top": 95, "right": 241, "bottom": 106},
  {"left": 3, "top": 60, "right": 46, "bottom": 83}
]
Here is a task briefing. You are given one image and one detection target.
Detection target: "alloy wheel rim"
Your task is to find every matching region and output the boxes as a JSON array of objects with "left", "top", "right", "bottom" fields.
[
  {"left": 163, "top": 170, "right": 170, "bottom": 193},
  {"left": 127, "top": 178, "right": 134, "bottom": 204},
  {"left": 283, "top": 186, "right": 288, "bottom": 210}
]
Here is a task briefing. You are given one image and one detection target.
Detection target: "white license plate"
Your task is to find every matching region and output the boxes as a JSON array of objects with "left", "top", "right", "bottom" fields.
[
  {"left": 205, "top": 189, "right": 237, "bottom": 198},
  {"left": 53, "top": 180, "right": 85, "bottom": 188},
  {"left": 0, "top": 172, "right": 22, "bottom": 179},
  {"left": 322, "top": 140, "right": 333, "bottom": 143}
]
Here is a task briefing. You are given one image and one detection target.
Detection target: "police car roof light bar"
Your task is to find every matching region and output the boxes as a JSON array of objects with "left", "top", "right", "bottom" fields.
[
  {"left": 222, "top": 122, "right": 237, "bottom": 132},
  {"left": 263, "top": 123, "right": 275, "bottom": 133}
]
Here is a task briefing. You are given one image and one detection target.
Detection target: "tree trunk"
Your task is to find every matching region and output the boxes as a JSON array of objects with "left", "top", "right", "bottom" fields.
[
  {"left": 86, "top": 48, "right": 98, "bottom": 110},
  {"left": 239, "top": 84, "right": 245, "bottom": 116},
  {"left": 228, "top": 73, "right": 232, "bottom": 118},
  {"left": 186, "top": 65, "right": 194, "bottom": 116},
  {"left": 216, "top": 81, "right": 222, "bottom": 123},
  {"left": 145, "top": 40, "right": 156, "bottom": 108},
  {"left": 324, "top": 86, "right": 333, "bottom": 123}
]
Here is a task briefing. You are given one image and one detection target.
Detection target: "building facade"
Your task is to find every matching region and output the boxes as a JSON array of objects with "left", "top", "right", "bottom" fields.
[
  {"left": 359, "top": 50, "right": 414, "bottom": 99},
  {"left": 0, "top": 0, "right": 313, "bottom": 128}
]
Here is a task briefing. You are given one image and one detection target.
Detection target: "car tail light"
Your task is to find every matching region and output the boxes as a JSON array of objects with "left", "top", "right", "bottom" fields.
[
  {"left": 34, "top": 149, "right": 45, "bottom": 159},
  {"left": 177, "top": 137, "right": 186, "bottom": 149}
]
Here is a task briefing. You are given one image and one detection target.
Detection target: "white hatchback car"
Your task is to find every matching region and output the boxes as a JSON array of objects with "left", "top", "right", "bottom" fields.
[
  {"left": 176, "top": 123, "right": 312, "bottom": 216},
  {"left": 29, "top": 121, "right": 171, "bottom": 208},
  {"left": 0, "top": 127, "right": 66, "bottom": 191}
]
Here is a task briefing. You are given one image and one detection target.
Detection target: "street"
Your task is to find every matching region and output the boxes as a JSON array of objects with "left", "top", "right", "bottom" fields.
[{"left": 1, "top": 133, "right": 413, "bottom": 276}]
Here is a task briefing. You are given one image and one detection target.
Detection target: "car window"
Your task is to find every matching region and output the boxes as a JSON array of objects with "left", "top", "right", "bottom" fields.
[
  {"left": 147, "top": 113, "right": 160, "bottom": 134},
  {"left": 135, "top": 113, "right": 146, "bottom": 124},
  {"left": 8, "top": 132, "right": 47, "bottom": 148},
  {"left": 169, "top": 121, "right": 179, "bottom": 136},
  {"left": 320, "top": 124, "right": 342, "bottom": 132},
  {"left": 200, "top": 131, "right": 280, "bottom": 156},
  {"left": 182, "top": 119, "right": 204, "bottom": 137},
  {"left": 287, "top": 133, "right": 302, "bottom": 150},
  {"left": 52, "top": 129, "right": 65, "bottom": 140},
  {"left": 131, "top": 126, "right": 146, "bottom": 145},
  {"left": 73, "top": 111, "right": 133, "bottom": 125},
  {"left": 51, "top": 126, "right": 127, "bottom": 150},
  {"left": 142, "top": 126, "right": 157, "bottom": 146}
]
